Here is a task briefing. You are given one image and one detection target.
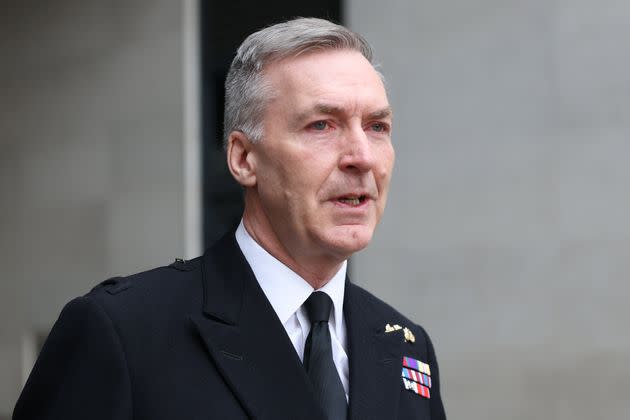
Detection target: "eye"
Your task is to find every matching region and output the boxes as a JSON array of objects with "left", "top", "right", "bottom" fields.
[
  {"left": 310, "top": 120, "right": 329, "bottom": 131},
  {"left": 369, "top": 122, "right": 389, "bottom": 133}
]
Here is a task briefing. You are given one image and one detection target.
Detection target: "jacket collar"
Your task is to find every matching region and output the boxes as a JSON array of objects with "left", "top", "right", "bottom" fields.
[
  {"left": 191, "top": 230, "right": 324, "bottom": 420},
  {"left": 191, "top": 230, "right": 405, "bottom": 420}
]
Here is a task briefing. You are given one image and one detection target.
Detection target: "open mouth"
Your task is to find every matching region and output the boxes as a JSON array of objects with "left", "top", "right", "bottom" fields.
[{"left": 337, "top": 195, "right": 368, "bottom": 206}]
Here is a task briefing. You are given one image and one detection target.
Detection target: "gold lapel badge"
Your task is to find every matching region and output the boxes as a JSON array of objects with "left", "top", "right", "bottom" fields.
[{"left": 385, "top": 324, "right": 415, "bottom": 343}]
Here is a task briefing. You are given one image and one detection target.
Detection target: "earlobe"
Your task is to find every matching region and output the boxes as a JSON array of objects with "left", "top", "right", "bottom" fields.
[{"left": 227, "top": 131, "right": 257, "bottom": 187}]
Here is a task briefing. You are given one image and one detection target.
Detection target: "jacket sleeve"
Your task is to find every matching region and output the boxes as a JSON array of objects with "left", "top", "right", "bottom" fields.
[{"left": 13, "top": 295, "right": 132, "bottom": 419}]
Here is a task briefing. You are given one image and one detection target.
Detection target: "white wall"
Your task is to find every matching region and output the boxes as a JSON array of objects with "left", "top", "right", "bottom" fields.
[
  {"left": 0, "top": 1, "right": 186, "bottom": 415},
  {"left": 348, "top": 0, "right": 630, "bottom": 418}
]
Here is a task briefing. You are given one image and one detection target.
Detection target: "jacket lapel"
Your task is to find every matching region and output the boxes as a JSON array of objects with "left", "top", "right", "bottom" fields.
[
  {"left": 345, "top": 281, "right": 405, "bottom": 420},
  {"left": 190, "top": 232, "right": 324, "bottom": 420}
]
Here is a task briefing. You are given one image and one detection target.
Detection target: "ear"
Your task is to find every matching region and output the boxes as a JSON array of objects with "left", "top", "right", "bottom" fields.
[{"left": 226, "top": 131, "right": 257, "bottom": 187}]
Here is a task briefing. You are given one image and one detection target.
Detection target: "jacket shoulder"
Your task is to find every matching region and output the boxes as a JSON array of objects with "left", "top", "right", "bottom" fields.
[
  {"left": 91, "top": 256, "right": 201, "bottom": 291},
  {"left": 86, "top": 256, "right": 203, "bottom": 315}
]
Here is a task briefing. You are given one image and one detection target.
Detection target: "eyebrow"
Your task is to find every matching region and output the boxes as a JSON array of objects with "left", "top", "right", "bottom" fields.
[
  {"left": 293, "top": 104, "right": 392, "bottom": 125},
  {"left": 367, "top": 107, "right": 393, "bottom": 120}
]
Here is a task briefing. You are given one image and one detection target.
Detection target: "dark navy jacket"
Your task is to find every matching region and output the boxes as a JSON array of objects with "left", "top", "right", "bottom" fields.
[{"left": 14, "top": 230, "right": 446, "bottom": 419}]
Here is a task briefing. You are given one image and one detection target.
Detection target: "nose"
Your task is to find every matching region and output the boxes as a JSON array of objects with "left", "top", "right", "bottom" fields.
[{"left": 338, "top": 125, "right": 376, "bottom": 173}]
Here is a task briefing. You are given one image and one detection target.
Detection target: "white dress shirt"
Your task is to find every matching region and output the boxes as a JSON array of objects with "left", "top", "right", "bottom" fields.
[{"left": 235, "top": 220, "right": 349, "bottom": 399}]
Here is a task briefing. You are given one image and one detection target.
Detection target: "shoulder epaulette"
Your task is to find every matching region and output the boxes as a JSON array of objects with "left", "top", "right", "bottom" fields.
[{"left": 91, "top": 276, "right": 132, "bottom": 295}]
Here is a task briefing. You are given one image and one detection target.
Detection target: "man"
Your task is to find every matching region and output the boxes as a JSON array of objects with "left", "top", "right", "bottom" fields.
[{"left": 14, "top": 18, "right": 446, "bottom": 420}]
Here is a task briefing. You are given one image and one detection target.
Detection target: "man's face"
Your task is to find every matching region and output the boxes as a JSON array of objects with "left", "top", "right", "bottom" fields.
[{"left": 247, "top": 50, "right": 395, "bottom": 263}]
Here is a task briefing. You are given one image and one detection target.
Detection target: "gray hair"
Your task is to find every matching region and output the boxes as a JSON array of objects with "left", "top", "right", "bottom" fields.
[{"left": 223, "top": 17, "right": 375, "bottom": 146}]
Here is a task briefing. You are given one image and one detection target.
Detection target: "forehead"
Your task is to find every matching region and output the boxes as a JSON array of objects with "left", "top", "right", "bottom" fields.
[{"left": 263, "top": 50, "right": 389, "bottom": 114}]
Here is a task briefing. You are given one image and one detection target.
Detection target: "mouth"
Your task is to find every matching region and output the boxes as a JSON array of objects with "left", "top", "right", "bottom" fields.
[{"left": 335, "top": 194, "right": 369, "bottom": 207}]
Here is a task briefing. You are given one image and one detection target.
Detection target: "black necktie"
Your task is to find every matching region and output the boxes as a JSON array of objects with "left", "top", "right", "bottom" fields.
[{"left": 303, "top": 291, "right": 347, "bottom": 420}]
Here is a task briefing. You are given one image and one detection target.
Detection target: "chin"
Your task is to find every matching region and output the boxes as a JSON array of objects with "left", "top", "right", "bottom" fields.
[{"left": 322, "top": 224, "right": 375, "bottom": 257}]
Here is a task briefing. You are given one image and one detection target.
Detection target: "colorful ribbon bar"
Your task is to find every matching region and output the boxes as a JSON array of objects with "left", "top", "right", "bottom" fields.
[
  {"left": 402, "top": 356, "right": 431, "bottom": 376},
  {"left": 401, "top": 367, "right": 432, "bottom": 388},
  {"left": 402, "top": 377, "right": 431, "bottom": 399}
]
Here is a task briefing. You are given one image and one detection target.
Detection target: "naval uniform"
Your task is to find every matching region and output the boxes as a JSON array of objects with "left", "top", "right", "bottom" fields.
[{"left": 13, "top": 227, "right": 446, "bottom": 419}]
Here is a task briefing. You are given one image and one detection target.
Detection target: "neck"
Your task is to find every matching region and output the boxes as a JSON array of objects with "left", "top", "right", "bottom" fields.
[{"left": 242, "top": 200, "right": 344, "bottom": 290}]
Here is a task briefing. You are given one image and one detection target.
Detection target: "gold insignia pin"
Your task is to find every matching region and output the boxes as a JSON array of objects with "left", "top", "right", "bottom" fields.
[
  {"left": 385, "top": 323, "right": 402, "bottom": 333},
  {"left": 403, "top": 327, "right": 416, "bottom": 343},
  {"left": 385, "top": 324, "right": 415, "bottom": 343}
]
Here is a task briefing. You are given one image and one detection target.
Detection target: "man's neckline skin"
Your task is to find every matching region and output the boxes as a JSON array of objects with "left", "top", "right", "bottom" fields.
[{"left": 242, "top": 207, "right": 345, "bottom": 290}]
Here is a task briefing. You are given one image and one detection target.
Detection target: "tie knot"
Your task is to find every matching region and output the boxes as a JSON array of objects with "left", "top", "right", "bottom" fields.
[{"left": 304, "top": 291, "right": 333, "bottom": 323}]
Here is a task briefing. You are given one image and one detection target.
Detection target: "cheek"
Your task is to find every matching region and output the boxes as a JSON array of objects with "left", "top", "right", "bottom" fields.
[
  {"left": 259, "top": 142, "right": 335, "bottom": 205},
  {"left": 257, "top": 147, "right": 296, "bottom": 188},
  {"left": 291, "top": 154, "right": 333, "bottom": 193}
]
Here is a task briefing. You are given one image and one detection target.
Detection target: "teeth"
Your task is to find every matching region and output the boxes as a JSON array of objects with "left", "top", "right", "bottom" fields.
[{"left": 339, "top": 197, "right": 361, "bottom": 205}]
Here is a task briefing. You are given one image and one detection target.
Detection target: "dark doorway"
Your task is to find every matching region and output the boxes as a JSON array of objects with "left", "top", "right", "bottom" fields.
[{"left": 200, "top": 1, "right": 343, "bottom": 247}]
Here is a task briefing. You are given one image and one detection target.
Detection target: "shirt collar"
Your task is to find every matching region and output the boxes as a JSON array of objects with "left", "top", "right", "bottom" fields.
[{"left": 235, "top": 220, "right": 346, "bottom": 333}]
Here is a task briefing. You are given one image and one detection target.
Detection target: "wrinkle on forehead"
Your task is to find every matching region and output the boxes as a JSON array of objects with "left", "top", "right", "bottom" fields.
[{"left": 263, "top": 50, "right": 390, "bottom": 127}]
